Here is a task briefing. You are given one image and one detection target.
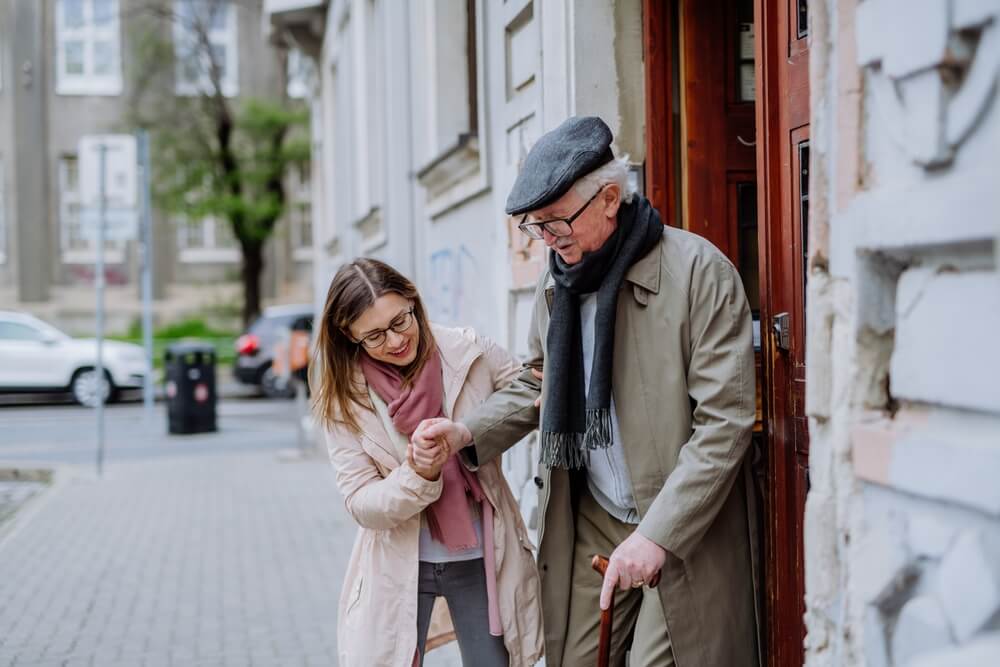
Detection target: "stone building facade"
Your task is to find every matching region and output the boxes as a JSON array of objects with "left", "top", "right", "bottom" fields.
[{"left": 803, "top": 1, "right": 1000, "bottom": 665}]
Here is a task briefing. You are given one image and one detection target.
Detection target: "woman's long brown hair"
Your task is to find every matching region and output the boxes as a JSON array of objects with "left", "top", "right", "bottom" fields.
[{"left": 310, "top": 258, "right": 437, "bottom": 435}]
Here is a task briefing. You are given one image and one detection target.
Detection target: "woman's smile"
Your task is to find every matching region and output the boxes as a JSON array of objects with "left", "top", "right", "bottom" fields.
[{"left": 386, "top": 340, "right": 410, "bottom": 358}]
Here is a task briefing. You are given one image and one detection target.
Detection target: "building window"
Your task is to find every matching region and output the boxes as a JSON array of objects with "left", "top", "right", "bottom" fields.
[
  {"left": 59, "top": 155, "right": 125, "bottom": 262},
  {"left": 176, "top": 215, "right": 240, "bottom": 263},
  {"left": 55, "top": 0, "right": 123, "bottom": 95},
  {"left": 289, "top": 163, "right": 312, "bottom": 261},
  {"left": 413, "top": 0, "right": 486, "bottom": 218},
  {"left": 286, "top": 48, "right": 314, "bottom": 99},
  {"left": 174, "top": 0, "right": 239, "bottom": 97}
]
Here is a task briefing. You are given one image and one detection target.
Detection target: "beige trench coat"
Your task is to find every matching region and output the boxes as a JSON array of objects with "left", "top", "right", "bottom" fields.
[
  {"left": 325, "top": 325, "right": 544, "bottom": 667},
  {"left": 463, "top": 226, "right": 761, "bottom": 667}
]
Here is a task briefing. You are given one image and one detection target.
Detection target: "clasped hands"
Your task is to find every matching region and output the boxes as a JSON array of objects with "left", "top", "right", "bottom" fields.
[
  {"left": 407, "top": 418, "right": 472, "bottom": 481},
  {"left": 406, "top": 366, "right": 663, "bottom": 606}
]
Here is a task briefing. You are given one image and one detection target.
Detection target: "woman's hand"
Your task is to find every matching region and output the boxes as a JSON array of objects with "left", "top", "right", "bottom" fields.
[
  {"left": 407, "top": 437, "right": 449, "bottom": 481},
  {"left": 413, "top": 418, "right": 473, "bottom": 453}
]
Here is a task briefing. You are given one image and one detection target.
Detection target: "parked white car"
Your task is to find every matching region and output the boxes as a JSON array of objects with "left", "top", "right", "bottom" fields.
[{"left": 0, "top": 311, "right": 149, "bottom": 406}]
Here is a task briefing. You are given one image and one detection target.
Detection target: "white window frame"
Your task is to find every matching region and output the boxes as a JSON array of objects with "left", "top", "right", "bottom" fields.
[
  {"left": 286, "top": 48, "right": 314, "bottom": 100},
  {"left": 55, "top": 0, "right": 123, "bottom": 96},
  {"left": 58, "top": 154, "right": 126, "bottom": 264},
  {"left": 0, "top": 156, "right": 6, "bottom": 264},
  {"left": 173, "top": 0, "right": 239, "bottom": 98},
  {"left": 289, "top": 163, "right": 313, "bottom": 262},
  {"left": 413, "top": 0, "right": 489, "bottom": 218},
  {"left": 176, "top": 214, "right": 240, "bottom": 263}
]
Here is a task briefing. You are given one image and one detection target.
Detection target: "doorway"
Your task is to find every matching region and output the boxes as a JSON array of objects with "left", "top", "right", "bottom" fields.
[{"left": 643, "top": 0, "right": 811, "bottom": 664}]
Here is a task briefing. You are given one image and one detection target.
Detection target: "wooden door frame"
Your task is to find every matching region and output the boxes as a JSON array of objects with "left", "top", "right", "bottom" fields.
[
  {"left": 754, "top": 0, "right": 806, "bottom": 665},
  {"left": 645, "top": 1, "right": 808, "bottom": 665},
  {"left": 643, "top": 0, "right": 676, "bottom": 227}
]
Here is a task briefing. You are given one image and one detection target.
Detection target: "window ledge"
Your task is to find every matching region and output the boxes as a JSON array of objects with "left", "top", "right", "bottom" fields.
[
  {"left": 174, "top": 82, "right": 239, "bottom": 98},
  {"left": 265, "top": 1, "right": 328, "bottom": 58},
  {"left": 56, "top": 80, "right": 123, "bottom": 97},
  {"left": 322, "top": 233, "right": 341, "bottom": 259},
  {"left": 352, "top": 206, "right": 386, "bottom": 254},
  {"left": 178, "top": 248, "right": 241, "bottom": 263},
  {"left": 416, "top": 134, "right": 488, "bottom": 219},
  {"left": 61, "top": 249, "right": 126, "bottom": 264}
]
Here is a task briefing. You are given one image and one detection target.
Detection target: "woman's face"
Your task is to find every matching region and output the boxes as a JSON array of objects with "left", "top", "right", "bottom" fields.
[{"left": 348, "top": 293, "right": 421, "bottom": 367}]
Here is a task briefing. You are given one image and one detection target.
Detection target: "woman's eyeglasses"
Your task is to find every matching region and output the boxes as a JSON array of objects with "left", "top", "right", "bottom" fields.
[
  {"left": 517, "top": 185, "right": 607, "bottom": 241},
  {"left": 355, "top": 308, "right": 416, "bottom": 349}
]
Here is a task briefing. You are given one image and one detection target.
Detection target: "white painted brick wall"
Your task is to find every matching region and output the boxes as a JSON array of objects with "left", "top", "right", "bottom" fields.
[
  {"left": 891, "top": 270, "right": 1000, "bottom": 413},
  {"left": 937, "top": 531, "right": 1000, "bottom": 642},
  {"left": 891, "top": 595, "right": 955, "bottom": 665},
  {"left": 807, "top": 1, "right": 1000, "bottom": 666}
]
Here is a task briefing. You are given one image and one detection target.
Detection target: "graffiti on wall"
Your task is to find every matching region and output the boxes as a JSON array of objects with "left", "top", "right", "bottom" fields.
[{"left": 426, "top": 244, "right": 485, "bottom": 330}]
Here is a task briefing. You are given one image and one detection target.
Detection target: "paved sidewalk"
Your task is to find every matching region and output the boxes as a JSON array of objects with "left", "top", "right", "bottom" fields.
[
  {"left": 0, "top": 445, "right": 461, "bottom": 666},
  {"left": 0, "top": 480, "right": 46, "bottom": 527}
]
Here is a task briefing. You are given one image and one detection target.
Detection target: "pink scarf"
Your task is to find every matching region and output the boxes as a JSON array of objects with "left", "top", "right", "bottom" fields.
[{"left": 360, "top": 348, "right": 502, "bottom": 636}]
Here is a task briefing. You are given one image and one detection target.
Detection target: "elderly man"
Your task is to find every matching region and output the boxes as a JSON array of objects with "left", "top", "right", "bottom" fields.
[{"left": 414, "top": 116, "right": 759, "bottom": 667}]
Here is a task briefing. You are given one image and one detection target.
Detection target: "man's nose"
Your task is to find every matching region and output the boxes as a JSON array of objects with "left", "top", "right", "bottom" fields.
[{"left": 541, "top": 229, "right": 557, "bottom": 246}]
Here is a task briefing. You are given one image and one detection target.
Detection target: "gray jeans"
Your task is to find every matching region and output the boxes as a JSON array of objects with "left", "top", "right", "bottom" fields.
[{"left": 416, "top": 559, "right": 509, "bottom": 667}]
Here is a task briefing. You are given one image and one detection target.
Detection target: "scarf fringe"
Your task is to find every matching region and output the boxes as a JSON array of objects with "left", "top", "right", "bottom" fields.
[
  {"left": 541, "top": 410, "right": 613, "bottom": 469},
  {"left": 583, "top": 408, "right": 614, "bottom": 450},
  {"left": 540, "top": 431, "right": 588, "bottom": 469}
]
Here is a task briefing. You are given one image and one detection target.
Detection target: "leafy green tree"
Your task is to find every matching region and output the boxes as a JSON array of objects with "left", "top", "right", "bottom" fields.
[{"left": 128, "top": 0, "right": 310, "bottom": 326}]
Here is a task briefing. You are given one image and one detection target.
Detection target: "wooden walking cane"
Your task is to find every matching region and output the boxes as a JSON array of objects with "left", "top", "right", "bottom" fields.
[{"left": 591, "top": 555, "right": 662, "bottom": 667}]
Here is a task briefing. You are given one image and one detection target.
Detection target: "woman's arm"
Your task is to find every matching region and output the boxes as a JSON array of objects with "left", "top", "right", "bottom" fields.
[{"left": 326, "top": 425, "right": 443, "bottom": 531}]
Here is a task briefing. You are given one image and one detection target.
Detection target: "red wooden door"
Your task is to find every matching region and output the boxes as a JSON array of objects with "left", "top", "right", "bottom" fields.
[{"left": 755, "top": 0, "right": 810, "bottom": 665}]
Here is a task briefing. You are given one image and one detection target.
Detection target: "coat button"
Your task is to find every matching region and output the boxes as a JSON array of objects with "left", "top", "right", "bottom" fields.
[{"left": 533, "top": 476, "right": 544, "bottom": 489}]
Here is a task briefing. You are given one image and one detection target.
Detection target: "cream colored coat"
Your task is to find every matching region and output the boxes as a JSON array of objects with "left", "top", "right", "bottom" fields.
[{"left": 325, "top": 325, "right": 544, "bottom": 667}]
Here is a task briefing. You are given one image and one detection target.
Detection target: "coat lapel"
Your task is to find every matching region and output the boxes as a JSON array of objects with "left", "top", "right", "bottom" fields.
[
  {"left": 432, "top": 325, "right": 482, "bottom": 419},
  {"left": 349, "top": 369, "right": 403, "bottom": 469}
]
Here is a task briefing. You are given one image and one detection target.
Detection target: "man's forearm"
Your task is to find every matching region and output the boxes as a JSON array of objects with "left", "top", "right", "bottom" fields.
[{"left": 460, "top": 365, "right": 541, "bottom": 468}]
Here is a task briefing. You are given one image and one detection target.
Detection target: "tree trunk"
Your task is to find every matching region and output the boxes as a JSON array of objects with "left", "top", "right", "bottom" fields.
[{"left": 241, "top": 241, "right": 264, "bottom": 328}]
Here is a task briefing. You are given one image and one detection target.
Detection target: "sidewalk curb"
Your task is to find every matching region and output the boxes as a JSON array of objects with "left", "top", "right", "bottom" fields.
[{"left": 0, "top": 462, "right": 84, "bottom": 554}]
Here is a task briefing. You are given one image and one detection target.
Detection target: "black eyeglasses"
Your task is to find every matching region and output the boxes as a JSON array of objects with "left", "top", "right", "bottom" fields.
[
  {"left": 354, "top": 307, "right": 416, "bottom": 349},
  {"left": 517, "top": 185, "right": 607, "bottom": 241}
]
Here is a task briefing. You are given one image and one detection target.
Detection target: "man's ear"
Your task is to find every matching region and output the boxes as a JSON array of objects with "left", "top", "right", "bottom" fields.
[{"left": 602, "top": 182, "right": 623, "bottom": 219}]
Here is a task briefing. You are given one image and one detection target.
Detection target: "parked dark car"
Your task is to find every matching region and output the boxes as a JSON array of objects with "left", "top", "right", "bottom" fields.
[{"left": 233, "top": 304, "right": 313, "bottom": 398}]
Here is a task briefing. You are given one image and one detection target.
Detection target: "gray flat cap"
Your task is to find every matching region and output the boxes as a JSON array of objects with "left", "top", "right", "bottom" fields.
[{"left": 505, "top": 116, "right": 615, "bottom": 216}]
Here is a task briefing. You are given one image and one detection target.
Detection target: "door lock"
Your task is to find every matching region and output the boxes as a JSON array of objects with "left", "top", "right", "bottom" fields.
[{"left": 772, "top": 312, "right": 791, "bottom": 351}]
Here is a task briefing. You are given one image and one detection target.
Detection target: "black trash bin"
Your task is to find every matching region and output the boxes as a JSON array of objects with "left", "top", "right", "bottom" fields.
[{"left": 164, "top": 342, "right": 217, "bottom": 434}]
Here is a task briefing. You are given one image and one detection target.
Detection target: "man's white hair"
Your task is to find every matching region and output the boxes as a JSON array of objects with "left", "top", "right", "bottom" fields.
[{"left": 572, "top": 157, "right": 637, "bottom": 205}]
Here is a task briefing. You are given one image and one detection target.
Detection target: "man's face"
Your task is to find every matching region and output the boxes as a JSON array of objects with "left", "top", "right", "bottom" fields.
[{"left": 529, "top": 184, "right": 622, "bottom": 265}]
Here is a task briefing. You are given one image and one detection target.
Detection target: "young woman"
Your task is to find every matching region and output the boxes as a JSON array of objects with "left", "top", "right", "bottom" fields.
[{"left": 312, "top": 258, "right": 543, "bottom": 667}]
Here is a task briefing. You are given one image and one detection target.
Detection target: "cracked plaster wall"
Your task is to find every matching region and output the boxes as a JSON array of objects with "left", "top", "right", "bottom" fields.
[{"left": 805, "top": 1, "right": 1000, "bottom": 666}]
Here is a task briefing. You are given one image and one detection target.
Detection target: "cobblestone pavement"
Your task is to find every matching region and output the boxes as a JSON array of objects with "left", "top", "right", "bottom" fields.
[
  {"left": 0, "top": 402, "right": 462, "bottom": 667},
  {"left": 0, "top": 481, "right": 47, "bottom": 526}
]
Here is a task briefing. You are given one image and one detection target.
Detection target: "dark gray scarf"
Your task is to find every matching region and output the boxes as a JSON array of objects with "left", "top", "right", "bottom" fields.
[{"left": 541, "top": 197, "right": 663, "bottom": 469}]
